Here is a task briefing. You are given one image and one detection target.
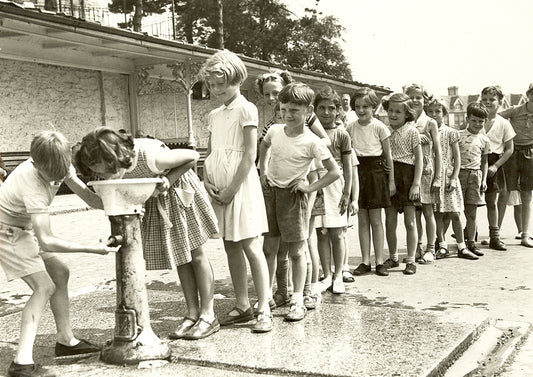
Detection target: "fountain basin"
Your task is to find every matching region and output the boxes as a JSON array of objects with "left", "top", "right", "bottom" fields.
[{"left": 88, "top": 178, "right": 162, "bottom": 216}]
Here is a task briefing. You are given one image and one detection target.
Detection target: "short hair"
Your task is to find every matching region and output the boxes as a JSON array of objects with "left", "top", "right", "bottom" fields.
[
  {"left": 278, "top": 82, "right": 315, "bottom": 107},
  {"left": 30, "top": 130, "right": 71, "bottom": 181},
  {"left": 255, "top": 70, "right": 293, "bottom": 95},
  {"left": 404, "top": 83, "right": 431, "bottom": 102},
  {"left": 314, "top": 85, "right": 341, "bottom": 108},
  {"left": 200, "top": 49, "right": 247, "bottom": 86},
  {"left": 75, "top": 127, "right": 135, "bottom": 177},
  {"left": 382, "top": 93, "right": 417, "bottom": 122},
  {"left": 425, "top": 98, "right": 449, "bottom": 116},
  {"left": 351, "top": 87, "right": 379, "bottom": 109},
  {"left": 466, "top": 102, "right": 489, "bottom": 119},
  {"left": 481, "top": 86, "right": 504, "bottom": 101}
]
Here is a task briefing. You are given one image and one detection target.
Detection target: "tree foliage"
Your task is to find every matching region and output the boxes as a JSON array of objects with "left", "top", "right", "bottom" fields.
[{"left": 107, "top": 0, "right": 352, "bottom": 79}]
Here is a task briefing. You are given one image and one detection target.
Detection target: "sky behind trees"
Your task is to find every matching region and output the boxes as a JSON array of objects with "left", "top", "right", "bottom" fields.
[{"left": 289, "top": 0, "right": 533, "bottom": 96}]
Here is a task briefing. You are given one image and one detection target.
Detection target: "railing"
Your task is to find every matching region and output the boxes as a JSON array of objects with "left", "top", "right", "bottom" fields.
[{"left": 32, "top": 4, "right": 174, "bottom": 40}]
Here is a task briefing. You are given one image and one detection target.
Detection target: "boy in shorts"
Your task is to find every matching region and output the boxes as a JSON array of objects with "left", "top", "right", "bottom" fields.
[
  {"left": 0, "top": 131, "right": 118, "bottom": 377},
  {"left": 499, "top": 83, "right": 533, "bottom": 247},
  {"left": 457, "top": 103, "right": 491, "bottom": 259},
  {"left": 259, "top": 82, "right": 341, "bottom": 322}
]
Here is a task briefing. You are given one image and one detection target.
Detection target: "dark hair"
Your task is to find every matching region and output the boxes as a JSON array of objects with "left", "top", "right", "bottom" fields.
[
  {"left": 255, "top": 70, "right": 293, "bottom": 95},
  {"left": 75, "top": 127, "right": 135, "bottom": 177},
  {"left": 382, "top": 93, "right": 417, "bottom": 122},
  {"left": 425, "top": 98, "right": 449, "bottom": 116},
  {"left": 278, "top": 82, "right": 315, "bottom": 106},
  {"left": 351, "top": 87, "right": 379, "bottom": 109},
  {"left": 314, "top": 85, "right": 341, "bottom": 108},
  {"left": 481, "top": 86, "right": 504, "bottom": 101},
  {"left": 466, "top": 102, "right": 489, "bottom": 119}
]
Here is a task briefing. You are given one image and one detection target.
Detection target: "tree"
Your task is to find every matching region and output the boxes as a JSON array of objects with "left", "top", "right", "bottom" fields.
[{"left": 108, "top": 0, "right": 168, "bottom": 31}]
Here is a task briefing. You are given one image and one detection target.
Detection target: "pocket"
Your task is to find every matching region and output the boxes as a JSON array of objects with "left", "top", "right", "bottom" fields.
[{"left": 174, "top": 184, "right": 194, "bottom": 208}]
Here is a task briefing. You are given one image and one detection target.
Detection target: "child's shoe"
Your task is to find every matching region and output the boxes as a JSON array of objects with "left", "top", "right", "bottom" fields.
[
  {"left": 435, "top": 246, "right": 449, "bottom": 259},
  {"left": 55, "top": 339, "right": 100, "bottom": 357},
  {"left": 272, "top": 291, "right": 291, "bottom": 307},
  {"left": 489, "top": 237, "right": 506, "bottom": 251},
  {"left": 252, "top": 312, "right": 273, "bottom": 333},
  {"left": 285, "top": 302, "right": 307, "bottom": 322},
  {"left": 319, "top": 275, "right": 332, "bottom": 292},
  {"left": 457, "top": 248, "right": 479, "bottom": 260},
  {"left": 352, "top": 263, "right": 371, "bottom": 276},
  {"left": 375, "top": 264, "right": 389, "bottom": 276},
  {"left": 467, "top": 242, "right": 484, "bottom": 256},
  {"left": 403, "top": 263, "right": 417, "bottom": 275},
  {"left": 169, "top": 317, "right": 196, "bottom": 339},
  {"left": 521, "top": 236, "right": 533, "bottom": 248},
  {"left": 383, "top": 258, "right": 399, "bottom": 269},
  {"left": 304, "top": 294, "right": 320, "bottom": 310},
  {"left": 332, "top": 278, "right": 345, "bottom": 294},
  {"left": 7, "top": 361, "right": 55, "bottom": 377}
]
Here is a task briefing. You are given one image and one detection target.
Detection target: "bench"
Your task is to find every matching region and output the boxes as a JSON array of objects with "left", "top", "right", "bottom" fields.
[{"left": 0, "top": 151, "right": 73, "bottom": 194}]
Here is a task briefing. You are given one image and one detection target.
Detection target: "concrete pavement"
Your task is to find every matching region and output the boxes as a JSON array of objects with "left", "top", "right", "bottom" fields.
[{"left": 0, "top": 194, "right": 532, "bottom": 376}]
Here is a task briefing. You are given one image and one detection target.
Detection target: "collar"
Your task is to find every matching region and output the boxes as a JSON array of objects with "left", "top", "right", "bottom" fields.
[{"left": 223, "top": 94, "right": 244, "bottom": 110}]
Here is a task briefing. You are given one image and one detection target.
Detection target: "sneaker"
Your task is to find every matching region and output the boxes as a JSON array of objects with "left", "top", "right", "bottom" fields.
[
  {"left": 319, "top": 275, "right": 332, "bottom": 292},
  {"left": 375, "top": 264, "right": 389, "bottom": 276},
  {"left": 55, "top": 339, "right": 100, "bottom": 357},
  {"left": 403, "top": 263, "right": 416, "bottom": 275},
  {"left": 489, "top": 237, "right": 507, "bottom": 251},
  {"left": 252, "top": 312, "right": 273, "bottom": 333},
  {"left": 7, "top": 361, "right": 55, "bottom": 377},
  {"left": 332, "top": 278, "right": 345, "bottom": 294},
  {"left": 285, "top": 302, "right": 306, "bottom": 322},
  {"left": 467, "top": 242, "right": 484, "bottom": 256},
  {"left": 383, "top": 258, "right": 400, "bottom": 269},
  {"left": 352, "top": 263, "right": 371, "bottom": 276}
]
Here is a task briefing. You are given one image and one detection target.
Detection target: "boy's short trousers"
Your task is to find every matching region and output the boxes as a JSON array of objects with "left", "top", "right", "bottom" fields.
[
  {"left": 459, "top": 169, "right": 485, "bottom": 206},
  {"left": 390, "top": 162, "right": 419, "bottom": 213},
  {"left": 313, "top": 176, "right": 348, "bottom": 228},
  {"left": 0, "top": 223, "right": 56, "bottom": 281},
  {"left": 263, "top": 184, "right": 309, "bottom": 242},
  {"left": 358, "top": 156, "right": 391, "bottom": 209},
  {"left": 486, "top": 153, "right": 506, "bottom": 194},
  {"left": 503, "top": 145, "right": 533, "bottom": 191}
]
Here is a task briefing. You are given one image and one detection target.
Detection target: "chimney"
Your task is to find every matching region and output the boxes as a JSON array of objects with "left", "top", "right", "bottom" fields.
[{"left": 448, "top": 86, "right": 458, "bottom": 96}]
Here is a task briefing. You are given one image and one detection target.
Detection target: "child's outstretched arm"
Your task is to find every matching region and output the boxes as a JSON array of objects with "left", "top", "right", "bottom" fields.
[
  {"left": 31, "top": 212, "right": 118, "bottom": 255},
  {"left": 215, "top": 126, "right": 257, "bottom": 204},
  {"left": 429, "top": 120, "right": 442, "bottom": 192},
  {"left": 153, "top": 148, "right": 199, "bottom": 195},
  {"left": 410, "top": 144, "right": 423, "bottom": 201},
  {"left": 291, "top": 157, "right": 341, "bottom": 194},
  {"left": 350, "top": 164, "right": 359, "bottom": 215},
  {"left": 65, "top": 167, "right": 104, "bottom": 210}
]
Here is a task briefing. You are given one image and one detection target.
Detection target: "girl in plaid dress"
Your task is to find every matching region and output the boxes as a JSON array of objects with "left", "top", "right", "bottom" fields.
[{"left": 76, "top": 127, "right": 220, "bottom": 340}]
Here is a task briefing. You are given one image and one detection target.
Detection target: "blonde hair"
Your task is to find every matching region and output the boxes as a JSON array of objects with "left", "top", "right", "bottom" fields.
[
  {"left": 200, "top": 49, "right": 247, "bottom": 86},
  {"left": 30, "top": 130, "right": 71, "bottom": 180}
]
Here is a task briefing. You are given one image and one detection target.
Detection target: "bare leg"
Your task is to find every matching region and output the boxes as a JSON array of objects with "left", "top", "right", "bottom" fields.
[
  {"left": 241, "top": 237, "right": 271, "bottom": 314},
  {"left": 316, "top": 229, "right": 332, "bottom": 279},
  {"left": 16, "top": 272, "right": 56, "bottom": 364},
  {"left": 287, "top": 240, "right": 307, "bottom": 295},
  {"left": 223, "top": 240, "right": 250, "bottom": 312},
  {"left": 464, "top": 204, "right": 478, "bottom": 242},
  {"left": 404, "top": 206, "right": 418, "bottom": 259},
  {"left": 177, "top": 263, "right": 200, "bottom": 320},
  {"left": 328, "top": 227, "right": 346, "bottom": 279},
  {"left": 190, "top": 245, "right": 215, "bottom": 319},
  {"left": 262, "top": 235, "right": 280, "bottom": 294},
  {"left": 358, "top": 209, "right": 372, "bottom": 265},
  {"left": 385, "top": 207, "right": 398, "bottom": 258},
  {"left": 369, "top": 208, "right": 385, "bottom": 265},
  {"left": 497, "top": 190, "right": 510, "bottom": 228}
]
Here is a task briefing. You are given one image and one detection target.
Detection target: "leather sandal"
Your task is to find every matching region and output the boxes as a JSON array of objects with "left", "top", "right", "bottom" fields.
[{"left": 219, "top": 306, "right": 254, "bottom": 326}]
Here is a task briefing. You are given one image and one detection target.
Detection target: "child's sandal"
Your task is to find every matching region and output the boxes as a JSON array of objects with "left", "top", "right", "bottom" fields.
[
  {"left": 435, "top": 247, "right": 449, "bottom": 260},
  {"left": 419, "top": 251, "right": 435, "bottom": 264}
]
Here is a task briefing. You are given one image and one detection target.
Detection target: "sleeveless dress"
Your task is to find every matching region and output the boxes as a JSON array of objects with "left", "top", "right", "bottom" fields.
[
  {"left": 204, "top": 95, "right": 268, "bottom": 241},
  {"left": 415, "top": 111, "right": 436, "bottom": 204},
  {"left": 123, "top": 139, "right": 219, "bottom": 270},
  {"left": 435, "top": 125, "right": 464, "bottom": 213}
]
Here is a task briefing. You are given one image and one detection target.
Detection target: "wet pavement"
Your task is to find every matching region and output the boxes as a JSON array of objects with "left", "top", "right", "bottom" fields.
[{"left": 0, "top": 194, "right": 532, "bottom": 376}]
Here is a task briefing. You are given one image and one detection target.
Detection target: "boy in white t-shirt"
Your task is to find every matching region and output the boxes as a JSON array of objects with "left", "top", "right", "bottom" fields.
[
  {"left": 259, "top": 82, "right": 341, "bottom": 322},
  {"left": 0, "top": 131, "right": 118, "bottom": 377},
  {"left": 479, "top": 86, "right": 515, "bottom": 250}
]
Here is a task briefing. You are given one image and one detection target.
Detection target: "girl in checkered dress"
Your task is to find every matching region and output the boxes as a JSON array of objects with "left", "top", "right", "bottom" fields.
[{"left": 76, "top": 127, "right": 220, "bottom": 340}]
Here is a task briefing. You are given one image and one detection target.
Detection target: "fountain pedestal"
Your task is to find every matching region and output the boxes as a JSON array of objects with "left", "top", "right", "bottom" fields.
[{"left": 88, "top": 178, "right": 171, "bottom": 365}]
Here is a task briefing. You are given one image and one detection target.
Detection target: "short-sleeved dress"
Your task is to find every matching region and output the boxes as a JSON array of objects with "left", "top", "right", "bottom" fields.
[
  {"left": 123, "top": 138, "right": 219, "bottom": 270},
  {"left": 435, "top": 125, "right": 464, "bottom": 213},
  {"left": 415, "top": 112, "right": 436, "bottom": 204},
  {"left": 204, "top": 94, "right": 268, "bottom": 241}
]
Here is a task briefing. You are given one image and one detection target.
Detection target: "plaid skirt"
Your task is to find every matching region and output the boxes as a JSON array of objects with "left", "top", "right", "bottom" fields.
[{"left": 141, "top": 170, "right": 219, "bottom": 270}]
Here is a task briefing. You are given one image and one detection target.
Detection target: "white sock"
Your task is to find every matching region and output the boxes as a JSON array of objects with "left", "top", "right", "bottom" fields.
[{"left": 291, "top": 292, "right": 303, "bottom": 306}]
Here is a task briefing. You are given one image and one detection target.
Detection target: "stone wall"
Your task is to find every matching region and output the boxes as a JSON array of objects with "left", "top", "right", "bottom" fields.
[{"left": 0, "top": 58, "right": 129, "bottom": 152}]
